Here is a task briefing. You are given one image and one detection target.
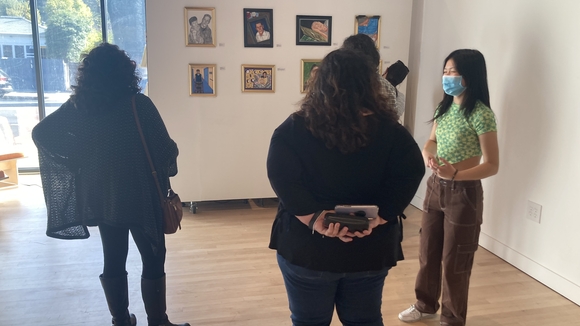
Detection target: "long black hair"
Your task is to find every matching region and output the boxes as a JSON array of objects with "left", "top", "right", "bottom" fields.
[
  {"left": 294, "top": 48, "right": 397, "bottom": 154},
  {"left": 71, "top": 43, "right": 141, "bottom": 114},
  {"left": 433, "top": 49, "right": 490, "bottom": 121}
]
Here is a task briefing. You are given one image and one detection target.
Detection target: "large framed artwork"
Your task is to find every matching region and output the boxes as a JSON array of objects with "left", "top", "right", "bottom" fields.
[
  {"left": 300, "top": 59, "right": 322, "bottom": 93},
  {"left": 296, "top": 15, "right": 332, "bottom": 46},
  {"left": 185, "top": 7, "right": 216, "bottom": 47},
  {"left": 189, "top": 64, "right": 216, "bottom": 96},
  {"left": 243, "top": 8, "right": 273, "bottom": 48},
  {"left": 241, "top": 65, "right": 275, "bottom": 93},
  {"left": 355, "top": 15, "right": 381, "bottom": 48}
]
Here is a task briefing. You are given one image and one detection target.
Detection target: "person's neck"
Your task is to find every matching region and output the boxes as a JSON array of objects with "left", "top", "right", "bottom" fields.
[{"left": 453, "top": 93, "right": 464, "bottom": 104}]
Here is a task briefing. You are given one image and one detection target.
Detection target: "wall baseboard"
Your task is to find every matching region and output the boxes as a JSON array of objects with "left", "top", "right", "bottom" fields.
[
  {"left": 409, "top": 195, "right": 579, "bottom": 305},
  {"left": 479, "top": 232, "right": 580, "bottom": 305},
  {"left": 410, "top": 195, "right": 423, "bottom": 209}
]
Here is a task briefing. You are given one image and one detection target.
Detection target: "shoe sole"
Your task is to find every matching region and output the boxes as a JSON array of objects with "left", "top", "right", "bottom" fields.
[{"left": 398, "top": 313, "right": 437, "bottom": 323}]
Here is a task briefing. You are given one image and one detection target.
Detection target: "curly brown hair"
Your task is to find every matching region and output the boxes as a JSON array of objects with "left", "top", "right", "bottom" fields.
[
  {"left": 71, "top": 43, "right": 141, "bottom": 114},
  {"left": 295, "top": 48, "right": 398, "bottom": 154}
]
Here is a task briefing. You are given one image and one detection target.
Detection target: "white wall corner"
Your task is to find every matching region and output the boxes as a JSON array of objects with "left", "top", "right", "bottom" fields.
[{"left": 479, "top": 232, "right": 580, "bottom": 305}]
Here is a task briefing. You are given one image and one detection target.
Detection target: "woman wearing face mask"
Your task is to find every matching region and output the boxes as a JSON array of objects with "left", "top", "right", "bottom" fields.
[{"left": 398, "top": 49, "right": 499, "bottom": 326}]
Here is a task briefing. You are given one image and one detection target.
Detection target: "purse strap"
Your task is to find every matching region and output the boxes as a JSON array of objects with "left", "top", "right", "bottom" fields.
[{"left": 130, "top": 95, "right": 167, "bottom": 203}]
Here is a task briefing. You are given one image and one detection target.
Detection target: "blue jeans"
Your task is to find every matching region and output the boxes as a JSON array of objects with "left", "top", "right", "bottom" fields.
[{"left": 277, "top": 254, "right": 390, "bottom": 326}]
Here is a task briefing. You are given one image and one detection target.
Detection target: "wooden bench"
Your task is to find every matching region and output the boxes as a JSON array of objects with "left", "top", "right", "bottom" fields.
[{"left": 0, "top": 152, "right": 25, "bottom": 189}]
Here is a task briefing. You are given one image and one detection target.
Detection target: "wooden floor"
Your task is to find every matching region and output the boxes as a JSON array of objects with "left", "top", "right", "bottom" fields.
[{"left": 1, "top": 174, "right": 578, "bottom": 325}]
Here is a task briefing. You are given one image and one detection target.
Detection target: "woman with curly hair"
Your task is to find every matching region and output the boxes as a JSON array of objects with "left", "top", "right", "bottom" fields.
[
  {"left": 267, "top": 48, "right": 425, "bottom": 326},
  {"left": 32, "top": 43, "right": 189, "bottom": 326}
]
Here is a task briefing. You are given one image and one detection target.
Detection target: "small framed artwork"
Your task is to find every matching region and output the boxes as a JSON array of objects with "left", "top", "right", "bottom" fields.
[
  {"left": 241, "top": 65, "right": 275, "bottom": 93},
  {"left": 296, "top": 15, "right": 332, "bottom": 46},
  {"left": 355, "top": 15, "right": 381, "bottom": 48},
  {"left": 185, "top": 7, "right": 216, "bottom": 47},
  {"left": 300, "top": 59, "right": 322, "bottom": 93},
  {"left": 243, "top": 8, "right": 273, "bottom": 48},
  {"left": 189, "top": 64, "right": 216, "bottom": 96}
]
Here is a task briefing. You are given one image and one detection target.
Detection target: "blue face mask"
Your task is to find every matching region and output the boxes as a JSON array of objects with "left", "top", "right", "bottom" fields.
[{"left": 442, "top": 76, "right": 466, "bottom": 96}]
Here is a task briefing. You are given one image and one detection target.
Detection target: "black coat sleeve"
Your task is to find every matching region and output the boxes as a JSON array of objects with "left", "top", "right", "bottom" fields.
[
  {"left": 376, "top": 125, "right": 425, "bottom": 222},
  {"left": 266, "top": 121, "right": 322, "bottom": 216}
]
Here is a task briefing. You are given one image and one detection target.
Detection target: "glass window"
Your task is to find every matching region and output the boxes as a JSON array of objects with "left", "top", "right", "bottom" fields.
[
  {"left": 14, "top": 46, "right": 25, "bottom": 58},
  {"left": 106, "top": 0, "right": 147, "bottom": 93},
  {"left": 26, "top": 46, "right": 34, "bottom": 58},
  {"left": 2, "top": 45, "right": 13, "bottom": 58},
  {"left": 0, "top": 0, "right": 146, "bottom": 170}
]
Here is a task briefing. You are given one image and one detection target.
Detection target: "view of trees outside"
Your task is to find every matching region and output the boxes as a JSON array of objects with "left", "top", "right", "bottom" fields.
[{"left": 0, "top": 0, "right": 146, "bottom": 169}]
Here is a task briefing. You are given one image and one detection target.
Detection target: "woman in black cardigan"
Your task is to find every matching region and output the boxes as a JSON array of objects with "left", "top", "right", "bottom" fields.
[
  {"left": 32, "top": 43, "right": 189, "bottom": 326},
  {"left": 267, "top": 48, "right": 425, "bottom": 326}
]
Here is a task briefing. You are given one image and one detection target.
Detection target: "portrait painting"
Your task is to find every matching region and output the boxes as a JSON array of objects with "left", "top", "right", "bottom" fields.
[
  {"left": 300, "top": 59, "right": 322, "bottom": 93},
  {"left": 296, "top": 15, "right": 332, "bottom": 46},
  {"left": 241, "top": 65, "right": 275, "bottom": 93},
  {"left": 355, "top": 15, "right": 381, "bottom": 48},
  {"left": 243, "top": 8, "right": 273, "bottom": 48},
  {"left": 185, "top": 7, "right": 216, "bottom": 47},
  {"left": 189, "top": 64, "right": 216, "bottom": 96}
]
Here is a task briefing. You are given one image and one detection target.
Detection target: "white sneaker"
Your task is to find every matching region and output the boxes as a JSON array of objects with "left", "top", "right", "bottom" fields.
[{"left": 398, "top": 304, "right": 436, "bottom": 322}]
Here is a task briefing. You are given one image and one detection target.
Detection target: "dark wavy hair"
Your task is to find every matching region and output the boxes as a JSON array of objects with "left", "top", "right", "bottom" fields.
[
  {"left": 341, "top": 34, "right": 380, "bottom": 67},
  {"left": 71, "top": 43, "right": 141, "bottom": 114},
  {"left": 294, "top": 49, "right": 398, "bottom": 154},
  {"left": 433, "top": 49, "right": 490, "bottom": 121}
]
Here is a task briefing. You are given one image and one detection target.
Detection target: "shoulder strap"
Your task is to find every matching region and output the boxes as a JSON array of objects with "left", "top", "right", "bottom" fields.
[{"left": 130, "top": 95, "right": 166, "bottom": 203}]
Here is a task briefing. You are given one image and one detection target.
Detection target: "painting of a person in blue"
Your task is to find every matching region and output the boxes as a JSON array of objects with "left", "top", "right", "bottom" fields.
[
  {"left": 192, "top": 68, "right": 213, "bottom": 94},
  {"left": 356, "top": 15, "right": 380, "bottom": 46}
]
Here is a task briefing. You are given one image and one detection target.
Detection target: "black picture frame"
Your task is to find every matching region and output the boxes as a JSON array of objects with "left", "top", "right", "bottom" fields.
[
  {"left": 243, "top": 8, "right": 273, "bottom": 48},
  {"left": 296, "top": 15, "right": 332, "bottom": 46}
]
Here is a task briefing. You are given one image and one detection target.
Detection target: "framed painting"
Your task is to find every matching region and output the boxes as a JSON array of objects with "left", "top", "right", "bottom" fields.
[
  {"left": 243, "top": 8, "right": 273, "bottom": 48},
  {"left": 241, "top": 65, "right": 275, "bottom": 93},
  {"left": 355, "top": 15, "right": 381, "bottom": 48},
  {"left": 189, "top": 64, "right": 216, "bottom": 96},
  {"left": 185, "top": 7, "right": 216, "bottom": 47},
  {"left": 300, "top": 59, "right": 322, "bottom": 93},
  {"left": 296, "top": 15, "right": 332, "bottom": 46}
]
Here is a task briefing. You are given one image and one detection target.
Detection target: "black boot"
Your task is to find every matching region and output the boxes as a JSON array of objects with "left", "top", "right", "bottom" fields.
[
  {"left": 99, "top": 274, "right": 137, "bottom": 326},
  {"left": 141, "top": 275, "right": 190, "bottom": 326}
]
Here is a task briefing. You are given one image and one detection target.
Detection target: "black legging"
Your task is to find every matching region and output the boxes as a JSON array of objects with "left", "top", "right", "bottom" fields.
[{"left": 98, "top": 223, "right": 166, "bottom": 280}]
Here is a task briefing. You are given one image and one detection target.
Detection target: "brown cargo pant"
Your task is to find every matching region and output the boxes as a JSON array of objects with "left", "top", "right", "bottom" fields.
[{"left": 414, "top": 174, "right": 483, "bottom": 326}]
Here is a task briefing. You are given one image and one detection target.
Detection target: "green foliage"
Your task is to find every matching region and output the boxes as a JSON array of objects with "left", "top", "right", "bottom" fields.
[
  {"left": 82, "top": 29, "right": 102, "bottom": 56},
  {"left": 44, "top": 0, "right": 92, "bottom": 62},
  {"left": 0, "top": 0, "right": 31, "bottom": 20}
]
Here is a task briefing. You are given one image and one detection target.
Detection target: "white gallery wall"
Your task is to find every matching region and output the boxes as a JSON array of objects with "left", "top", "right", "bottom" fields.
[
  {"left": 408, "top": 0, "right": 580, "bottom": 304},
  {"left": 146, "top": 0, "right": 413, "bottom": 201}
]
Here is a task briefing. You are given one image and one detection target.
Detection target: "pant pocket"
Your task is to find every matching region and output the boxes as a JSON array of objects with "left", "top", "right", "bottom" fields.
[{"left": 454, "top": 243, "right": 478, "bottom": 274}]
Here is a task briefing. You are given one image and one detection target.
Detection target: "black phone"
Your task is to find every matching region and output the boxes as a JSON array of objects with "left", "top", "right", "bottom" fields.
[
  {"left": 323, "top": 213, "right": 369, "bottom": 232},
  {"left": 334, "top": 205, "right": 379, "bottom": 218}
]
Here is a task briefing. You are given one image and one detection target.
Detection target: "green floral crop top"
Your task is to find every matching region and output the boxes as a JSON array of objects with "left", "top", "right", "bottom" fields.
[{"left": 435, "top": 101, "right": 496, "bottom": 164}]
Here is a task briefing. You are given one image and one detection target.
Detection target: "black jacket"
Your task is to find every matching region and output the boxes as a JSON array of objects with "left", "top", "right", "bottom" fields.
[
  {"left": 32, "top": 93, "right": 178, "bottom": 251},
  {"left": 267, "top": 114, "right": 424, "bottom": 273}
]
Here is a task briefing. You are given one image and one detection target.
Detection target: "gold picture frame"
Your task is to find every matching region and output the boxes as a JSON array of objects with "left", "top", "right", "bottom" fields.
[
  {"left": 185, "top": 7, "right": 216, "bottom": 47},
  {"left": 241, "top": 64, "right": 275, "bottom": 93},
  {"left": 354, "top": 15, "right": 381, "bottom": 48},
  {"left": 300, "top": 59, "right": 322, "bottom": 93},
  {"left": 189, "top": 64, "right": 216, "bottom": 96}
]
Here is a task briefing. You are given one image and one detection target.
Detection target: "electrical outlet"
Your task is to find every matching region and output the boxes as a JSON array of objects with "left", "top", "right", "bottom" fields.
[{"left": 526, "top": 200, "right": 542, "bottom": 223}]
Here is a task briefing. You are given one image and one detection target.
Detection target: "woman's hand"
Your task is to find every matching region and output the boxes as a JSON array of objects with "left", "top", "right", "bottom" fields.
[
  {"left": 348, "top": 216, "right": 388, "bottom": 239},
  {"left": 320, "top": 221, "right": 352, "bottom": 242},
  {"left": 308, "top": 211, "right": 355, "bottom": 242},
  {"left": 310, "top": 213, "right": 387, "bottom": 242},
  {"left": 433, "top": 157, "right": 457, "bottom": 180}
]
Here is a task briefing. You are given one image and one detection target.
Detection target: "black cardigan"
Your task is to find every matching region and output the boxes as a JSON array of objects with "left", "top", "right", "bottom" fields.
[
  {"left": 32, "top": 93, "right": 178, "bottom": 251},
  {"left": 267, "top": 114, "right": 425, "bottom": 273}
]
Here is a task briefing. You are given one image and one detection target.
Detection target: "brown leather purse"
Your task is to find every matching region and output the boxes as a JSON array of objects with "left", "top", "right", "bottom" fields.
[{"left": 131, "top": 96, "right": 182, "bottom": 234}]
